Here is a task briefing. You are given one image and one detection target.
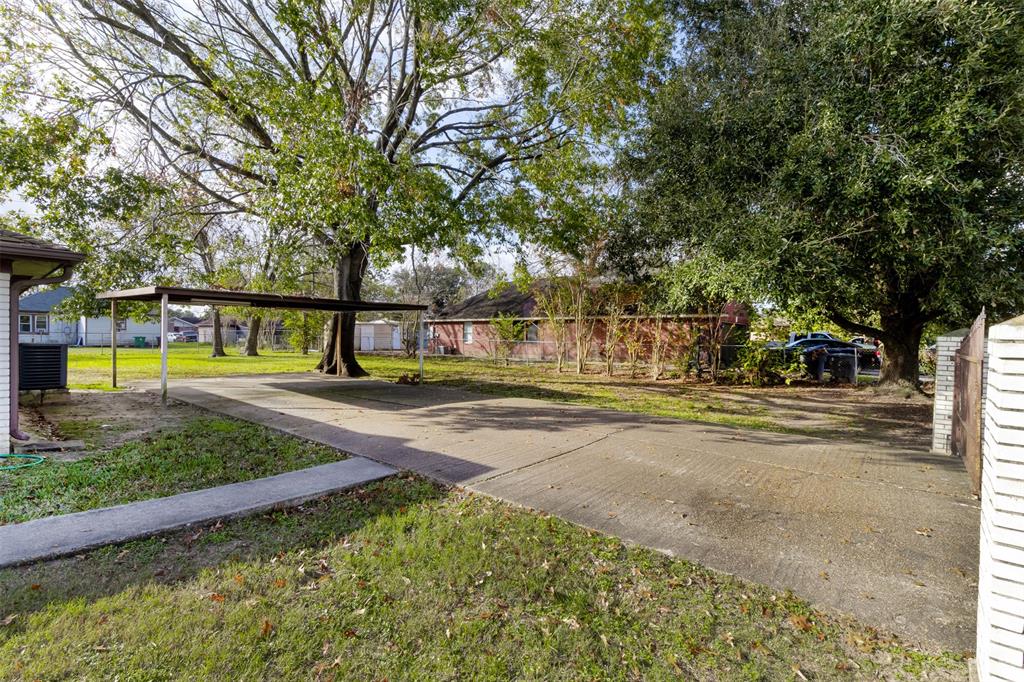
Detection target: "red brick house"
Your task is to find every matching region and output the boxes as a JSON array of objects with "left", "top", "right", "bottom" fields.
[{"left": 426, "top": 285, "right": 748, "bottom": 362}]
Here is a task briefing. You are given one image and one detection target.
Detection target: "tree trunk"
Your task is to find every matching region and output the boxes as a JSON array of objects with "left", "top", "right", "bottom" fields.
[
  {"left": 318, "top": 242, "right": 369, "bottom": 377},
  {"left": 210, "top": 307, "right": 226, "bottom": 357},
  {"left": 831, "top": 299, "right": 927, "bottom": 387},
  {"left": 879, "top": 323, "right": 923, "bottom": 386},
  {"left": 243, "top": 316, "right": 261, "bottom": 356}
]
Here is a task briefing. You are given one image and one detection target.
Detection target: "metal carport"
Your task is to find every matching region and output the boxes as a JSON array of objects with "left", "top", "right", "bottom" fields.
[{"left": 96, "top": 286, "right": 427, "bottom": 401}]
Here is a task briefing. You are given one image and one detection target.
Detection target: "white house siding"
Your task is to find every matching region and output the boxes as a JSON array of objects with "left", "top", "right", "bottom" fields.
[
  {"left": 77, "top": 316, "right": 162, "bottom": 347},
  {"left": 15, "top": 314, "right": 161, "bottom": 347},
  {"left": 0, "top": 272, "right": 10, "bottom": 453},
  {"left": 16, "top": 316, "right": 78, "bottom": 345},
  {"left": 977, "top": 314, "right": 1024, "bottom": 681}
]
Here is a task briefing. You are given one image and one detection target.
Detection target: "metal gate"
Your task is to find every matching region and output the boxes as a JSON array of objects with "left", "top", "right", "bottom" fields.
[{"left": 952, "top": 309, "right": 985, "bottom": 496}]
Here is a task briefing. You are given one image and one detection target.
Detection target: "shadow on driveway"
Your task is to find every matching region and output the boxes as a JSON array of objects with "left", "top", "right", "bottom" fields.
[{"left": 150, "top": 373, "right": 979, "bottom": 651}]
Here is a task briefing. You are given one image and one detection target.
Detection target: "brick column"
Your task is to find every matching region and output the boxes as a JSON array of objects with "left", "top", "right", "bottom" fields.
[
  {"left": 976, "top": 314, "right": 1024, "bottom": 681},
  {"left": 0, "top": 271, "right": 9, "bottom": 454},
  {"left": 932, "top": 329, "right": 968, "bottom": 454}
]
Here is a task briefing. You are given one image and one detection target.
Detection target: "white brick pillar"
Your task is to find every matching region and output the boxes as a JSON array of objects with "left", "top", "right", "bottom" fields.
[
  {"left": 0, "top": 271, "right": 10, "bottom": 454},
  {"left": 977, "top": 315, "right": 1024, "bottom": 681},
  {"left": 933, "top": 328, "right": 968, "bottom": 454}
]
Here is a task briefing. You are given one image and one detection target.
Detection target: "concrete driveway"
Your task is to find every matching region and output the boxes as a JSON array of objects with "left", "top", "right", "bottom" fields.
[{"left": 150, "top": 373, "right": 979, "bottom": 650}]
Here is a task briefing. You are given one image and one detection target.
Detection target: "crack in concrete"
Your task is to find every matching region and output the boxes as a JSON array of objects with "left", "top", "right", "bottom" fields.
[{"left": 470, "top": 426, "right": 638, "bottom": 485}]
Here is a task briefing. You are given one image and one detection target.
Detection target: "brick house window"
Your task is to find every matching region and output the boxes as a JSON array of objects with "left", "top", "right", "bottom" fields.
[
  {"left": 526, "top": 322, "right": 540, "bottom": 342},
  {"left": 463, "top": 322, "right": 473, "bottom": 344}
]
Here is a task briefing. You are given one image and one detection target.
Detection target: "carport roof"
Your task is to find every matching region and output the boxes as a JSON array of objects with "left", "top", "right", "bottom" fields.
[{"left": 97, "top": 286, "right": 427, "bottom": 313}]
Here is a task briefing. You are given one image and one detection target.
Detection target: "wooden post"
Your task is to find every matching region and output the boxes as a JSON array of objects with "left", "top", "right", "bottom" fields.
[
  {"left": 110, "top": 300, "right": 117, "bottom": 388},
  {"left": 418, "top": 312, "right": 425, "bottom": 384},
  {"left": 334, "top": 312, "right": 342, "bottom": 377},
  {"left": 160, "top": 293, "right": 168, "bottom": 404}
]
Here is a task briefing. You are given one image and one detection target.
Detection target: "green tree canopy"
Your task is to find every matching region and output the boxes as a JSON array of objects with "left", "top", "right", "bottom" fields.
[
  {"left": 3, "top": 0, "right": 670, "bottom": 376},
  {"left": 621, "top": 0, "right": 1024, "bottom": 384}
]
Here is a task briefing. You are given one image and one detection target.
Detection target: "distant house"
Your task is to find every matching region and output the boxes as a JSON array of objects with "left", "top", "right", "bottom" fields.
[
  {"left": 169, "top": 316, "right": 199, "bottom": 334},
  {"left": 195, "top": 314, "right": 248, "bottom": 345},
  {"left": 426, "top": 284, "right": 748, "bottom": 362},
  {"left": 18, "top": 286, "right": 163, "bottom": 347}
]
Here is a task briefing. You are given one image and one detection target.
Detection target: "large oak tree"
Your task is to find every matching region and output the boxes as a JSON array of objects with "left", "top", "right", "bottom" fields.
[
  {"left": 622, "top": 0, "right": 1024, "bottom": 384},
  {"left": 5, "top": 0, "right": 668, "bottom": 375}
]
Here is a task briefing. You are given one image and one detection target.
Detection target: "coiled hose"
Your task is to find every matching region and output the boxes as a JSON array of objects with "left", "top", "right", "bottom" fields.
[{"left": 0, "top": 454, "right": 46, "bottom": 470}]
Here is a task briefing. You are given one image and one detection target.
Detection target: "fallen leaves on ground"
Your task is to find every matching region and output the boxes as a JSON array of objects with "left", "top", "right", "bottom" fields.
[{"left": 788, "top": 614, "right": 813, "bottom": 632}]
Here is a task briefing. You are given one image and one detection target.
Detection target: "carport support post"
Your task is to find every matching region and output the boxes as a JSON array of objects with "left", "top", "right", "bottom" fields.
[
  {"left": 334, "top": 313, "right": 342, "bottom": 377},
  {"left": 417, "top": 313, "right": 425, "bottom": 383},
  {"left": 110, "top": 300, "right": 117, "bottom": 388},
  {"left": 160, "top": 293, "right": 168, "bottom": 404}
]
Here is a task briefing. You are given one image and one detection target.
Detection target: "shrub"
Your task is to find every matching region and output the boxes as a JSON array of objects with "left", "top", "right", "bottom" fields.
[{"left": 737, "top": 344, "right": 802, "bottom": 386}]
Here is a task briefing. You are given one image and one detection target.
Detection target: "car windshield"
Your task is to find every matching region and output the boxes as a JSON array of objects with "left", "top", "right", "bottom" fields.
[{"left": 787, "top": 339, "right": 855, "bottom": 349}]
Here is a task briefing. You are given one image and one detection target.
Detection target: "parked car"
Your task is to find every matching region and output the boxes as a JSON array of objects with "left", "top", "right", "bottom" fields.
[
  {"left": 781, "top": 338, "right": 881, "bottom": 369},
  {"left": 787, "top": 331, "right": 839, "bottom": 344},
  {"left": 167, "top": 331, "right": 198, "bottom": 342}
]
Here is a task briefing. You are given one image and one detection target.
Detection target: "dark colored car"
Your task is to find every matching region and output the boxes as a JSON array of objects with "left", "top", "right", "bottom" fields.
[{"left": 782, "top": 338, "right": 881, "bottom": 369}]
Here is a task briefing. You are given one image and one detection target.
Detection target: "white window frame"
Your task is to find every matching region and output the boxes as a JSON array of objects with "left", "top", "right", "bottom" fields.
[
  {"left": 19, "top": 313, "right": 49, "bottom": 335},
  {"left": 463, "top": 321, "right": 473, "bottom": 344}
]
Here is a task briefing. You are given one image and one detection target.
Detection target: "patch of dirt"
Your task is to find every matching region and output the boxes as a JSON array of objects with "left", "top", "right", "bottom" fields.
[{"left": 18, "top": 390, "right": 198, "bottom": 454}]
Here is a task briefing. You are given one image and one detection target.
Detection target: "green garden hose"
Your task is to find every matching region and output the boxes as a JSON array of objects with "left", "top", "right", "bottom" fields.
[{"left": 0, "top": 454, "right": 47, "bottom": 470}]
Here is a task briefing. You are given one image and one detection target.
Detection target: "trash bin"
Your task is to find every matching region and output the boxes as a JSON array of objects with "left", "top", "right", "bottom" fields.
[
  {"left": 802, "top": 347, "right": 828, "bottom": 382},
  {"left": 810, "top": 351, "right": 828, "bottom": 382},
  {"left": 830, "top": 355, "right": 857, "bottom": 384},
  {"left": 133, "top": 336, "right": 146, "bottom": 348}
]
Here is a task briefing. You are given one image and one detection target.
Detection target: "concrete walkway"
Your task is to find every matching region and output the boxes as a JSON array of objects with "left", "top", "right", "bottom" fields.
[
  {"left": 0, "top": 457, "right": 395, "bottom": 568},
  {"left": 146, "top": 373, "right": 978, "bottom": 650}
]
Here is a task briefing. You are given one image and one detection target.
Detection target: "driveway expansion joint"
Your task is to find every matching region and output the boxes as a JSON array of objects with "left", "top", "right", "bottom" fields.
[{"left": 470, "top": 426, "right": 637, "bottom": 485}]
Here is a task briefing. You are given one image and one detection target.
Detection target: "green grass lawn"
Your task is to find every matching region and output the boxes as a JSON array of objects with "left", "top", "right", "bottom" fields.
[
  {"left": 69, "top": 343, "right": 323, "bottom": 389},
  {"left": 0, "top": 417, "right": 344, "bottom": 524},
  {"left": 0, "top": 475, "right": 964, "bottom": 681},
  {"left": 68, "top": 346, "right": 787, "bottom": 431}
]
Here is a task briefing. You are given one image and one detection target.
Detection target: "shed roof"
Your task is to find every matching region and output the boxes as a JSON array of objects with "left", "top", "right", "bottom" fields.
[{"left": 97, "top": 286, "right": 427, "bottom": 313}]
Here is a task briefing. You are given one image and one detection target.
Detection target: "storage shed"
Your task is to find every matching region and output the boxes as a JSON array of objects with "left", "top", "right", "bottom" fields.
[{"left": 355, "top": 319, "right": 402, "bottom": 351}]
